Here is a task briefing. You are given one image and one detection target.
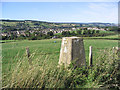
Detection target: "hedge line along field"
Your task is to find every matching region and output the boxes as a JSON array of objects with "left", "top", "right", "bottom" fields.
[{"left": 2, "top": 39, "right": 118, "bottom": 74}]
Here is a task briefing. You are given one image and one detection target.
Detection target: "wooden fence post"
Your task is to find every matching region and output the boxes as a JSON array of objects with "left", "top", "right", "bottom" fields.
[
  {"left": 113, "top": 47, "right": 115, "bottom": 60},
  {"left": 26, "top": 47, "right": 30, "bottom": 58},
  {"left": 113, "top": 47, "right": 115, "bottom": 53},
  {"left": 89, "top": 46, "right": 93, "bottom": 66},
  {"left": 26, "top": 47, "right": 32, "bottom": 65}
]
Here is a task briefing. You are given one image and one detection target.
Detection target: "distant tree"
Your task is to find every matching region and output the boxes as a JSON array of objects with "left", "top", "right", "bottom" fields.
[
  {"left": 10, "top": 33, "right": 17, "bottom": 40},
  {"left": 71, "top": 31, "right": 76, "bottom": 36},
  {"left": 83, "top": 30, "right": 87, "bottom": 35},
  {"left": 28, "top": 36, "right": 37, "bottom": 40},
  {"left": 25, "top": 30, "right": 30, "bottom": 37},
  {"left": 34, "top": 23, "right": 40, "bottom": 26},
  {"left": 87, "top": 30, "right": 91, "bottom": 34},
  {"left": 91, "top": 30, "right": 95, "bottom": 34},
  {"left": 66, "top": 31, "right": 71, "bottom": 36},
  {"left": 62, "top": 31, "right": 67, "bottom": 36},
  {"left": 77, "top": 30, "right": 82, "bottom": 35},
  {"left": 33, "top": 32, "right": 39, "bottom": 36},
  {"left": 2, "top": 36, "right": 8, "bottom": 40},
  {"left": 62, "top": 31, "right": 71, "bottom": 36},
  {"left": 38, "top": 32, "right": 43, "bottom": 37},
  {"left": 18, "top": 35, "right": 25, "bottom": 40},
  {"left": 47, "top": 31, "right": 54, "bottom": 36},
  {"left": 108, "top": 26, "right": 118, "bottom": 31},
  {"left": 83, "top": 28, "right": 87, "bottom": 30},
  {"left": 96, "top": 30, "right": 100, "bottom": 34}
]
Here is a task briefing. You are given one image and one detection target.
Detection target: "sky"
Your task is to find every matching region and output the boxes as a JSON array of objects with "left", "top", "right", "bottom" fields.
[
  {"left": 1, "top": 2, "right": 118, "bottom": 23},
  {"left": 1, "top": 0, "right": 120, "bottom": 2}
]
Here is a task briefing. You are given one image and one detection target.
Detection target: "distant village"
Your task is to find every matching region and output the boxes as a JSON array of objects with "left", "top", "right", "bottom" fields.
[
  {"left": 0, "top": 20, "right": 116, "bottom": 38},
  {"left": 0, "top": 27, "right": 108, "bottom": 37}
]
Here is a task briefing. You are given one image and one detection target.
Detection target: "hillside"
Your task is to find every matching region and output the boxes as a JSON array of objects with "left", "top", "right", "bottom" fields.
[{"left": 0, "top": 19, "right": 117, "bottom": 33}]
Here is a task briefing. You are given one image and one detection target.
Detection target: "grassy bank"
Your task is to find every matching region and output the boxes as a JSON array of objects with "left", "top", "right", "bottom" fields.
[
  {"left": 83, "top": 34, "right": 119, "bottom": 40},
  {"left": 2, "top": 39, "right": 118, "bottom": 73},
  {"left": 2, "top": 38, "right": 119, "bottom": 88},
  {"left": 2, "top": 48, "right": 120, "bottom": 88}
]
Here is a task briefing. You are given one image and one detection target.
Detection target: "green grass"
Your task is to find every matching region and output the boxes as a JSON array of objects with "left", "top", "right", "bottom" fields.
[
  {"left": 2, "top": 46, "right": 119, "bottom": 88},
  {"left": 99, "top": 30, "right": 114, "bottom": 33},
  {"left": 2, "top": 39, "right": 118, "bottom": 74},
  {"left": 95, "top": 34, "right": 118, "bottom": 38},
  {"left": 0, "top": 40, "right": 18, "bottom": 43},
  {"left": 83, "top": 34, "right": 119, "bottom": 40},
  {"left": 2, "top": 38, "right": 119, "bottom": 88}
]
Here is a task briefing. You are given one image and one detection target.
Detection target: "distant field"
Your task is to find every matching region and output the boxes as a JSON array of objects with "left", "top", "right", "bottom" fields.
[
  {"left": 99, "top": 30, "right": 114, "bottom": 33},
  {"left": 54, "top": 30, "right": 114, "bottom": 35},
  {"left": 96, "top": 34, "right": 118, "bottom": 38},
  {"left": 2, "top": 39, "right": 118, "bottom": 75},
  {"left": 83, "top": 34, "right": 119, "bottom": 40}
]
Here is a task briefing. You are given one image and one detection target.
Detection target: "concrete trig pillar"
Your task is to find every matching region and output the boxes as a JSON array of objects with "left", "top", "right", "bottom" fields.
[{"left": 59, "top": 37, "right": 86, "bottom": 67}]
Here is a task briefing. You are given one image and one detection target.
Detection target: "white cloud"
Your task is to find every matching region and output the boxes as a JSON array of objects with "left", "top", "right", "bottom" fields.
[{"left": 84, "top": 3, "right": 118, "bottom": 23}]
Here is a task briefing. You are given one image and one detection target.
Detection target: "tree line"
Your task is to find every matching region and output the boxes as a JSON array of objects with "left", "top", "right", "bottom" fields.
[{"left": 1, "top": 29, "right": 116, "bottom": 40}]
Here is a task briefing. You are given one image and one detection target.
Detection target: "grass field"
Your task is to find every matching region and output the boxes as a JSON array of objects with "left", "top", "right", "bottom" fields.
[
  {"left": 2, "top": 39, "right": 118, "bottom": 73},
  {"left": 85, "top": 34, "right": 119, "bottom": 40},
  {"left": 2, "top": 37, "right": 119, "bottom": 88}
]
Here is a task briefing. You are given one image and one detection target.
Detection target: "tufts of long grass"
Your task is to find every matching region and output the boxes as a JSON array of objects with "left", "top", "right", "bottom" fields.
[
  {"left": 2, "top": 48, "right": 120, "bottom": 88},
  {"left": 2, "top": 50, "right": 85, "bottom": 88},
  {"left": 85, "top": 48, "right": 120, "bottom": 89}
]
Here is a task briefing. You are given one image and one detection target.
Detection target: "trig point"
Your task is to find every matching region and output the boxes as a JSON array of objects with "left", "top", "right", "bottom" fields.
[{"left": 59, "top": 37, "right": 86, "bottom": 67}]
